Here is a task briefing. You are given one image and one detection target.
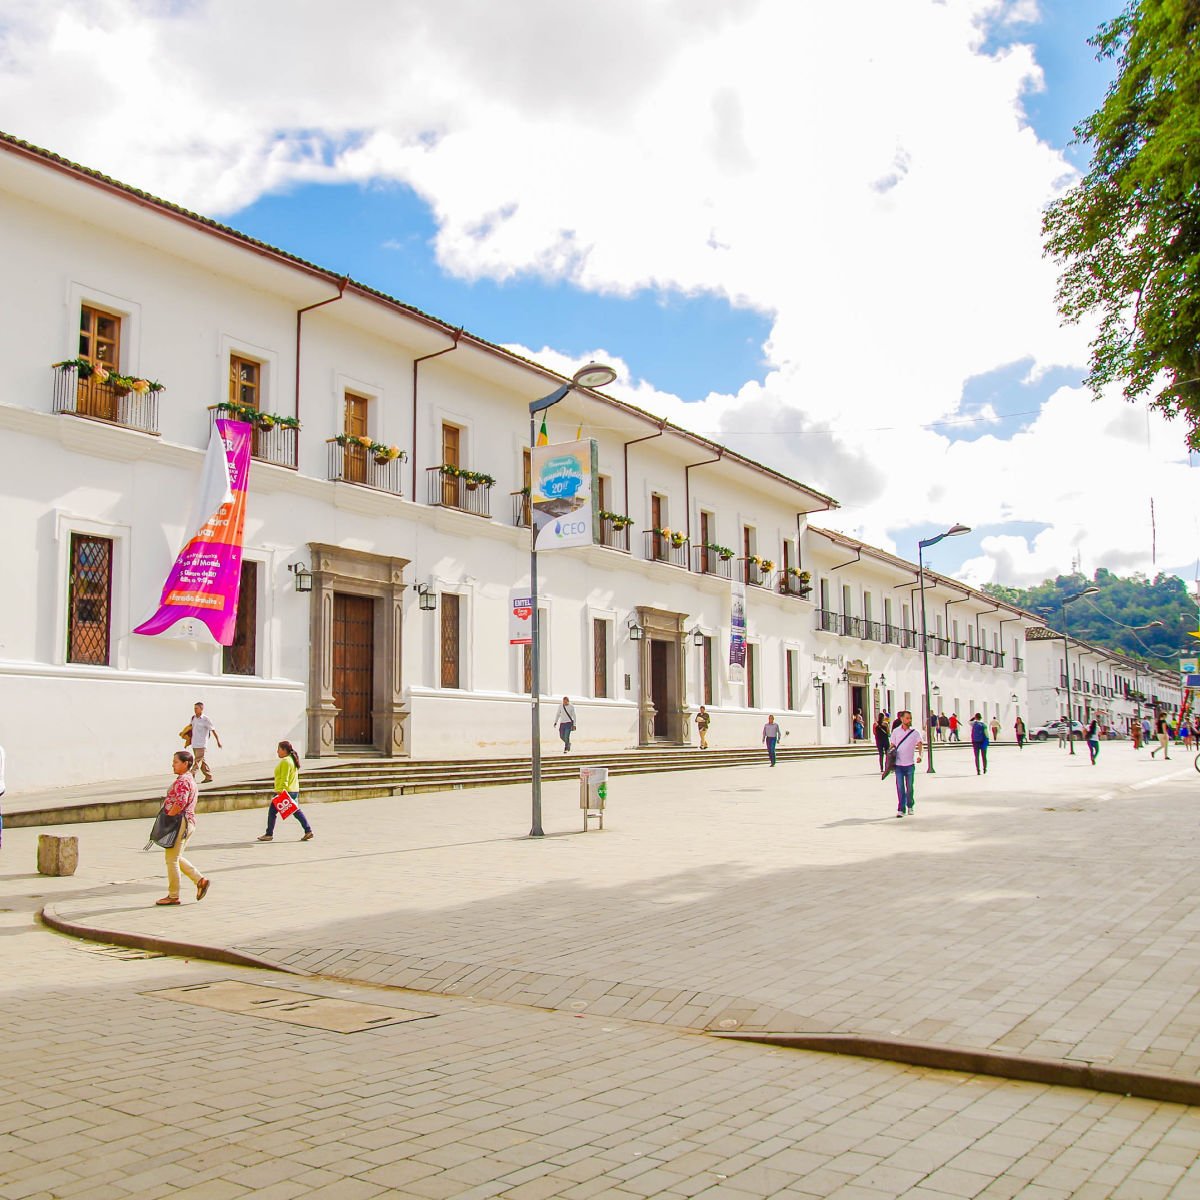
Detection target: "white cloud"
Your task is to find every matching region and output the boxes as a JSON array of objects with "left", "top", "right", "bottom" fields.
[{"left": 2, "top": 0, "right": 1193, "bottom": 585}]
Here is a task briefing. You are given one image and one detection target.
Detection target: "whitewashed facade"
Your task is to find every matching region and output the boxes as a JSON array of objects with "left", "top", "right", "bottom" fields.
[
  {"left": 1024, "top": 628, "right": 1183, "bottom": 734},
  {"left": 0, "top": 133, "right": 1050, "bottom": 791},
  {"left": 804, "top": 528, "right": 1037, "bottom": 743}
]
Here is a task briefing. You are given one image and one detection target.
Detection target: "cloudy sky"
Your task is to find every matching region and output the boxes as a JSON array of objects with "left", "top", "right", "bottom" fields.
[{"left": 2, "top": 0, "right": 1195, "bottom": 588}]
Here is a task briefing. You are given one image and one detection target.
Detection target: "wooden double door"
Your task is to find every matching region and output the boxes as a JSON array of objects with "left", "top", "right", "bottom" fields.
[{"left": 332, "top": 593, "right": 375, "bottom": 745}]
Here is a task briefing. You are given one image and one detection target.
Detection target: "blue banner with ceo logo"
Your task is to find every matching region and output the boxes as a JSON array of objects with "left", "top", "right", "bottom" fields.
[{"left": 531, "top": 439, "right": 598, "bottom": 551}]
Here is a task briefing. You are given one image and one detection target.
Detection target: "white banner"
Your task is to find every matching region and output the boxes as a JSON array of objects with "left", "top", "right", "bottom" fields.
[
  {"left": 509, "top": 590, "right": 534, "bottom": 645},
  {"left": 531, "top": 439, "right": 597, "bottom": 551}
]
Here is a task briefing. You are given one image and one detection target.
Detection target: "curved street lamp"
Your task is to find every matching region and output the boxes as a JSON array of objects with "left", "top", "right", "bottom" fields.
[
  {"left": 918, "top": 524, "right": 970, "bottom": 773},
  {"left": 528, "top": 363, "right": 618, "bottom": 837},
  {"left": 1038, "top": 586, "right": 1100, "bottom": 755}
]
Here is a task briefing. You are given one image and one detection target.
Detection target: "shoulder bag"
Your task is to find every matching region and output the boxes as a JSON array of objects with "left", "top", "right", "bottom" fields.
[{"left": 144, "top": 805, "right": 183, "bottom": 851}]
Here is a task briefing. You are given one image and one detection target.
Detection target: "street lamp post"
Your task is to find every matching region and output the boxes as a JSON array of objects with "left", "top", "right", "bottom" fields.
[
  {"left": 528, "top": 362, "right": 617, "bottom": 837},
  {"left": 918, "top": 524, "right": 970, "bottom": 773},
  {"left": 1044, "top": 586, "right": 1100, "bottom": 756}
]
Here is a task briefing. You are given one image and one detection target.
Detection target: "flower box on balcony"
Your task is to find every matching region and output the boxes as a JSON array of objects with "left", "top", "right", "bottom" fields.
[
  {"left": 427, "top": 465, "right": 493, "bottom": 516},
  {"left": 52, "top": 359, "right": 163, "bottom": 435},
  {"left": 209, "top": 404, "right": 299, "bottom": 469}
]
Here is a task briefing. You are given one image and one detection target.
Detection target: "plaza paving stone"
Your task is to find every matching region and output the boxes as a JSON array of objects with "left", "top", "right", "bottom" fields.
[{"left": 5, "top": 743, "right": 1200, "bottom": 1196}]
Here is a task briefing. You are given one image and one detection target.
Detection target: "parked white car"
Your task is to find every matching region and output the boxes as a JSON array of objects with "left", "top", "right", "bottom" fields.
[{"left": 1031, "top": 720, "right": 1087, "bottom": 741}]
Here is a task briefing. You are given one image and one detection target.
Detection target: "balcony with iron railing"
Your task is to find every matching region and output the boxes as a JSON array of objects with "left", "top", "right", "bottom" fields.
[
  {"left": 208, "top": 406, "right": 298, "bottom": 469},
  {"left": 1014, "top": 656, "right": 1024, "bottom": 672},
  {"left": 817, "top": 608, "right": 841, "bottom": 634},
  {"left": 778, "top": 572, "right": 814, "bottom": 600},
  {"left": 692, "top": 546, "right": 733, "bottom": 578},
  {"left": 511, "top": 490, "right": 531, "bottom": 528},
  {"left": 426, "top": 467, "right": 493, "bottom": 517},
  {"left": 597, "top": 515, "right": 631, "bottom": 552},
  {"left": 644, "top": 530, "right": 689, "bottom": 568},
  {"left": 741, "top": 558, "right": 773, "bottom": 588},
  {"left": 54, "top": 363, "right": 160, "bottom": 435},
  {"left": 326, "top": 440, "right": 404, "bottom": 497},
  {"left": 928, "top": 635, "right": 949, "bottom": 657}
]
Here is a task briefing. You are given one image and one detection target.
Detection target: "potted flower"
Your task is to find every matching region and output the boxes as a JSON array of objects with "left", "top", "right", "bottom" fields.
[
  {"left": 706, "top": 542, "right": 734, "bottom": 561},
  {"left": 599, "top": 510, "right": 634, "bottom": 529},
  {"left": 215, "top": 400, "right": 299, "bottom": 430},
  {"left": 53, "top": 357, "right": 164, "bottom": 394},
  {"left": 655, "top": 526, "right": 688, "bottom": 549}
]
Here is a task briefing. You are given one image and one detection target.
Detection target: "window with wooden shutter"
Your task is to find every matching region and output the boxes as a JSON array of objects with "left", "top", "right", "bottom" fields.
[
  {"left": 78, "top": 306, "right": 122, "bottom": 420},
  {"left": 67, "top": 534, "right": 113, "bottom": 665},
  {"left": 343, "top": 392, "right": 369, "bottom": 485}
]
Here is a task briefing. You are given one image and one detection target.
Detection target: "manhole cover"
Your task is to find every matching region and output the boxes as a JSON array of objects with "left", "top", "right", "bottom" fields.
[{"left": 147, "top": 980, "right": 435, "bottom": 1034}]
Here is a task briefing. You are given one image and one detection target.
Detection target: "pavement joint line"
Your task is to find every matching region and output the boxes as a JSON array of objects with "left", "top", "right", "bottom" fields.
[
  {"left": 38, "top": 903, "right": 305, "bottom": 976},
  {"left": 711, "top": 1032, "right": 1200, "bottom": 1107}
]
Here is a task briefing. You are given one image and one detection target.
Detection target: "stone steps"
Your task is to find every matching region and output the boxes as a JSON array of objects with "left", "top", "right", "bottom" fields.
[{"left": 9, "top": 741, "right": 976, "bottom": 828}]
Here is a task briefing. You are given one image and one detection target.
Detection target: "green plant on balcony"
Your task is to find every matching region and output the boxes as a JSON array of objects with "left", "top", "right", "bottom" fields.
[
  {"left": 748, "top": 554, "right": 775, "bottom": 572},
  {"left": 705, "top": 542, "right": 734, "bottom": 560},
  {"left": 599, "top": 510, "right": 634, "bottom": 529},
  {"left": 787, "top": 567, "right": 811, "bottom": 582},
  {"left": 654, "top": 526, "right": 688, "bottom": 549},
  {"left": 440, "top": 464, "right": 495, "bottom": 488},
  {"left": 53, "top": 357, "right": 163, "bottom": 394},
  {"left": 334, "top": 433, "right": 407, "bottom": 463},
  {"left": 214, "top": 400, "right": 301, "bottom": 430}
]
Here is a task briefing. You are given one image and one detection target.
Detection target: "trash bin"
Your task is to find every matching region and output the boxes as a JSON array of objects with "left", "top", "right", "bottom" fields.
[{"left": 579, "top": 766, "right": 608, "bottom": 831}]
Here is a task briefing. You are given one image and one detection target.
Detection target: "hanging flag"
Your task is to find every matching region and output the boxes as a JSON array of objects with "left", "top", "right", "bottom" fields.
[
  {"left": 134, "top": 419, "right": 251, "bottom": 645},
  {"left": 536, "top": 415, "right": 549, "bottom": 446},
  {"left": 575, "top": 420, "right": 584, "bottom": 440},
  {"left": 531, "top": 439, "right": 597, "bottom": 551}
]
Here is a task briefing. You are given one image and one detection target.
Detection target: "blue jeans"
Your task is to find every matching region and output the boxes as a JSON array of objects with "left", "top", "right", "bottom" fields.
[
  {"left": 765, "top": 737, "right": 778, "bottom": 765},
  {"left": 1087, "top": 738, "right": 1099, "bottom": 764},
  {"left": 266, "top": 792, "right": 312, "bottom": 836},
  {"left": 894, "top": 765, "right": 915, "bottom": 810}
]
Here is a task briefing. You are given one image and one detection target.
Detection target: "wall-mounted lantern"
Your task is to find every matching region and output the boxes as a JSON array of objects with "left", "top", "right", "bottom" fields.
[
  {"left": 688, "top": 625, "right": 705, "bottom": 647},
  {"left": 289, "top": 561, "right": 313, "bottom": 593},
  {"left": 627, "top": 616, "right": 644, "bottom": 641},
  {"left": 416, "top": 583, "right": 438, "bottom": 612}
]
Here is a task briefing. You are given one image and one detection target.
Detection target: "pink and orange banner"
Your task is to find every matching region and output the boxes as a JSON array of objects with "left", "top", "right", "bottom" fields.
[{"left": 134, "top": 419, "right": 251, "bottom": 646}]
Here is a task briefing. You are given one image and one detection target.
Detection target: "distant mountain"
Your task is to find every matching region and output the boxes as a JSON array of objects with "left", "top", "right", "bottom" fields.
[{"left": 983, "top": 571, "right": 1196, "bottom": 669}]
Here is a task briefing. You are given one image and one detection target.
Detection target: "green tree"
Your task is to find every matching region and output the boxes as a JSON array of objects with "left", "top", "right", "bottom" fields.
[
  {"left": 1042, "top": 0, "right": 1200, "bottom": 447},
  {"left": 983, "top": 569, "right": 1193, "bottom": 666}
]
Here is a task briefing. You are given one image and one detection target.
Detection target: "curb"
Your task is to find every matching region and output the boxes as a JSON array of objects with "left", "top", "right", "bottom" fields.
[
  {"left": 39, "top": 903, "right": 306, "bottom": 977},
  {"left": 711, "top": 1032, "right": 1200, "bottom": 1107}
]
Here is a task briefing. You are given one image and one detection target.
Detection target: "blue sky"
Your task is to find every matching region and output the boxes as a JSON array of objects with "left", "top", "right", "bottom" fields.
[
  {"left": 230, "top": 4, "right": 1117, "bottom": 412},
  {"left": 5, "top": 0, "right": 1190, "bottom": 591}
]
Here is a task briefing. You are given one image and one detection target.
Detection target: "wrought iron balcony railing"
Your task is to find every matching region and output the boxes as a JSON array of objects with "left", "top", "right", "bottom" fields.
[
  {"left": 692, "top": 546, "right": 734, "bottom": 578},
  {"left": 644, "top": 531, "right": 688, "bottom": 568},
  {"left": 208, "top": 408, "right": 298, "bottom": 469},
  {"left": 54, "top": 364, "right": 160, "bottom": 435},
  {"left": 597, "top": 516, "right": 630, "bottom": 552},
  {"left": 426, "top": 467, "right": 493, "bottom": 517},
  {"left": 327, "top": 441, "right": 404, "bottom": 496}
]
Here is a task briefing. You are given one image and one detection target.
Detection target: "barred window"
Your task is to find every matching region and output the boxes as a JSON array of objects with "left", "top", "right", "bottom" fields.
[{"left": 67, "top": 534, "right": 113, "bottom": 665}]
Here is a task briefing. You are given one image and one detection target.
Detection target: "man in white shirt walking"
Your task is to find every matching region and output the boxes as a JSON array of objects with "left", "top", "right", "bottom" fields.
[
  {"left": 184, "top": 701, "right": 222, "bottom": 783},
  {"left": 890, "top": 710, "right": 924, "bottom": 817}
]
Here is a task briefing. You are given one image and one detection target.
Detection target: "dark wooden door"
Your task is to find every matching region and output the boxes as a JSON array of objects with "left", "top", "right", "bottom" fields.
[
  {"left": 442, "top": 423, "right": 460, "bottom": 507},
  {"left": 650, "top": 640, "right": 669, "bottom": 737},
  {"left": 333, "top": 593, "right": 374, "bottom": 745}
]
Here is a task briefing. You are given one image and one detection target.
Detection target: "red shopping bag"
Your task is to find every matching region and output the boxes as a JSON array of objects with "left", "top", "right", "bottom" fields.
[{"left": 271, "top": 792, "right": 298, "bottom": 820}]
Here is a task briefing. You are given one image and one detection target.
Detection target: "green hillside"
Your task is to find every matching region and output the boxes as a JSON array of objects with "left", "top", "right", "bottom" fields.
[{"left": 983, "top": 571, "right": 1197, "bottom": 669}]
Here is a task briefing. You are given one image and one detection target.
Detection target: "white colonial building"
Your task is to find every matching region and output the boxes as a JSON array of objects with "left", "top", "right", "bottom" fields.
[
  {"left": 0, "top": 132, "right": 1053, "bottom": 791},
  {"left": 1024, "top": 627, "right": 1183, "bottom": 735}
]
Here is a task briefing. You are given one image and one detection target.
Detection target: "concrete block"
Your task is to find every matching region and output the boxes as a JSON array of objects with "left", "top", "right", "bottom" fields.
[{"left": 37, "top": 834, "right": 78, "bottom": 876}]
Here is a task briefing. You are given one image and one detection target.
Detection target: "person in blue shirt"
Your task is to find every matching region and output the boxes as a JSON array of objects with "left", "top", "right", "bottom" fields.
[{"left": 970, "top": 712, "right": 989, "bottom": 775}]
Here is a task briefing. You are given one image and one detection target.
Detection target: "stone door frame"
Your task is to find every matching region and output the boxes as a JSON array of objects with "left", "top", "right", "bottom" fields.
[
  {"left": 306, "top": 542, "right": 410, "bottom": 759},
  {"left": 636, "top": 605, "right": 689, "bottom": 746}
]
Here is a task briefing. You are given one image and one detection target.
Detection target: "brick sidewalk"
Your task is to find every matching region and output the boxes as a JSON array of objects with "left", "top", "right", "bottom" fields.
[{"left": 25, "top": 743, "right": 1200, "bottom": 1078}]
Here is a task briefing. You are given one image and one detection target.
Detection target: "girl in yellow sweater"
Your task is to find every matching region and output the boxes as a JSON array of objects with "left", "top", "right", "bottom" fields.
[{"left": 257, "top": 740, "right": 314, "bottom": 842}]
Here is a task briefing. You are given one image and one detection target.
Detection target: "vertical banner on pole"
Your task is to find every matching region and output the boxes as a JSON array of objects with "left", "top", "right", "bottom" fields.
[
  {"left": 509, "top": 590, "right": 534, "bottom": 645},
  {"left": 729, "top": 580, "right": 746, "bottom": 683},
  {"left": 134, "top": 419, "right": 251, "bottom": 646},
  {"left": 531, "top": 439, "right": 597, "bottom": 552}
]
